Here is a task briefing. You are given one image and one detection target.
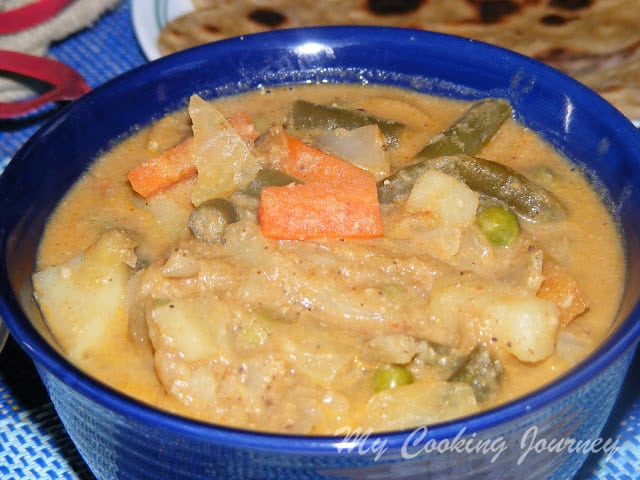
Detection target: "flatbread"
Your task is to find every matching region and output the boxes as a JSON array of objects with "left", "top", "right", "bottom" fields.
[{"left": 158, "top": 0, "right": 640, "bottom": 120}]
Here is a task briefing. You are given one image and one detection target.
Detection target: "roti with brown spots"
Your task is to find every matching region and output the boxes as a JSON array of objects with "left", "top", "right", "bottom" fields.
[{"left": 158, "top": 0, "right": 640, "bottom": 120}]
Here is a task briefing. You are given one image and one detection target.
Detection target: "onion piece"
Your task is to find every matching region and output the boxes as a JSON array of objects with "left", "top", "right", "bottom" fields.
[{"left": 314, "top": 125, "right": 390, "bottom": 181}]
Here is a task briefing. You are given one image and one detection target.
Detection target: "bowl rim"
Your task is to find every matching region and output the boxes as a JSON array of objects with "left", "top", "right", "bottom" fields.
[{"left": 1, "top": 25, "right": 640, "bottom": 453}]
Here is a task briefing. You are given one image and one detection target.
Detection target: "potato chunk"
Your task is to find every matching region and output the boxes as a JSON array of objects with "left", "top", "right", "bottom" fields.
[
  {"left": 431, "top": 280, "right": 560, "bottom": 363},
  {"left": 478, "top": 293, "right": 560, "bottom": 362},
  {"left": 147, "top": 295, "right": 235, "bottom": 362},
  {"left": 407, "top": 169, "right": 479, "bottom": 226},
  {"left": 32, "top": 230, "right": 136, "bottom": 359}
]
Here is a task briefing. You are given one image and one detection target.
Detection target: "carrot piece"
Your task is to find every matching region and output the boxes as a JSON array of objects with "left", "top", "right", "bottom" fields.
[
  {"left": 227, "top": 111, "right": 259, "bottom": 142},
  {"left": 537, "top": 256, "right": 589, "bottom": 327},
  {"left": 259, "top": 180, "right": 383, "bottom": 240},
  {"left": 277, "top": 132, "right": 371, "bottom": 184},
  {"left": 127, "top": 137, "right": 196, "bottom": 198},
  {"left": 127, "top": 112, "right": 259, "bottom": 198},
  {"left": 258, "top": 133, "right": 383, "bottom": 240}
]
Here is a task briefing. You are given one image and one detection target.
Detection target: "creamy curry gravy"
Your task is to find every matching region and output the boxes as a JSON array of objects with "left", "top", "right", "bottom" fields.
[{"left": 34, "top": 85, "right": 625, "bottom": 434}]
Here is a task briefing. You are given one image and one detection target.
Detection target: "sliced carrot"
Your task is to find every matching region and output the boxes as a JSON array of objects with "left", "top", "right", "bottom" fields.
[
  {"left": 537, "top": 256, "right": 589, "bottom": 327},
  {"left": 127, "top": 137, "right": 196, "bottom": 198},
  {"left": 277, "top": 132, "right": 371, "bottom": 184},
  {"left": 259, "top": 180, "right": 383, "bottom": 240},
  {"left": 127, "top": 112, "right": 258, "bottom": 198},
  {"left": 227, "top": 111, "right": 259, "bottom": 142},
  {"left": 258, "top": 132, "right": 383, "bottom": 240}
]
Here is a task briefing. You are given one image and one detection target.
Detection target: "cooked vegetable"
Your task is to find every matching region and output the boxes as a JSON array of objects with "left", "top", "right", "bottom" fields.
[
  {"left": 537, "top": 255, "right": 589, "bottom": 327},
  {"left": 477, "top": 205, "right": 520, "bottom": 246},
  {"left": 373, "top": 364, "right": 415, "bottom": 392},
  {"left": 377, "top": 98, "right": 512, "bottom": 203},
  {"left": 242, "top": 168, "right": 301, "bottom": 198},
  {"left": 434, "top": 155, "right": 566, "bottom": 222},
  {"left": 416, "top": 98, "right": 512, "bottom": 160},
  {"left": 259, "top": 180, "right": 383, "bottom": 240},
  {"left": 127, "top": 137, "right": 196, "bottom": 198},
  {"left": 383, "top": 154, "right": 566, "bottom": 222},
  {"left": 227, "top": 111, "right": 259, "bottom": 142},
  {"left": 289, "top": 99, "right": 406, "bottom": 146},
  {"left": 127, "top": 108, "right": 259, "bottom": 199},
  {"left": 32, "top": 230, "right": 136, "bottom": 359},
  {"left": 478, "top": 290, "right": 559, "bottom": 362},
  {"left": 148, "top": 295, "right": 235, "bottom": 362},
  {"left": 362, "top": 382, "right": 477, "bottom": 431},
  {"left": 282, "top": 333, "right": 356, "bottom": 386},
  {"left": 407, "top": 169, "right": 479, "bottom": 226},
  {"left": 313, "top": 124, "right": 390, "bottom": 180},
  {"left": 189, "top": 95, "right": 260, "bottom": 206},
  {"left": 275, "top": 131, "right": 375, "bottom": 184},
  {"left": 258, "top": 132, "right": 383, "bottom": 239},
  {"left": 420, "top": 341, "right": 468, "bottom": 379},
  {"left": 189, "top": 198, "right": 239, "bottom": 243},
  {"left": 448, "top": 345, "right": 503, "bottom": 403}
]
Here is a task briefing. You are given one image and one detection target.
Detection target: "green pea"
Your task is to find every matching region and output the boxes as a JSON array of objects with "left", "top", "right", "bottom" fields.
[
  {"left": 373, "top": 364, "right": 414, "bottom": 392},
  {"left": 477, "top": 205, "right": 520, "bottom": 246},
  {"left": 189, "top": 198, "right": 238, "bottom": 244}
]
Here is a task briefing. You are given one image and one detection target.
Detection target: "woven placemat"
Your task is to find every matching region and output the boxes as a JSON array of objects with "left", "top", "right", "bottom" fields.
[
  {"left": 0, "top": 1, "right": 638, "bottom": 478},
  {"left": 0, "top": 0, "right": 144, "bottom": 162},
  {"left": 1, "top": 2, "right": 143, "bottom": 478}
]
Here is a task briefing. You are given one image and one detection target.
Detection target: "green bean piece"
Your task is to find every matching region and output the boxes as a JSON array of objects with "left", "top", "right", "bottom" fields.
[
  {"left": 477, "top": 205, "right": 520, "bottom": 246},
  {"left": 383, "top": 154, "right": 566, "bottom": 222},
  {"left": 377, "top": 98, "right": 512, "bottom": 203},
  {"left": 416, "top": 98, "right": 512, "bottom": 160},
  {"left": 420, "top": 341, "right": 468, "bottom": 379},
  {"left": 448, "top": 345, "right": 503, "bottom": 403},
  {"left": 189, "top": 198, "right": 238, "bottom": 243},
  {"left": 435, "top": 155, "right": 566, "bottom": 222},
  {"left": 242, "top": 168, "right": 301, "bottom": 198},
  {"left": 289, "top": 100, "right": 406, "bottom": 146},
  {"left": 373, "top": 364, "right": 414, "bottom": 392}
]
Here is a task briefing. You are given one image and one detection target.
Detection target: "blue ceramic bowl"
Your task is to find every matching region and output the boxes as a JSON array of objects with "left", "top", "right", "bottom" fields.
[{"left": 1, "top": 27, "right": 640, "bottom": 480}]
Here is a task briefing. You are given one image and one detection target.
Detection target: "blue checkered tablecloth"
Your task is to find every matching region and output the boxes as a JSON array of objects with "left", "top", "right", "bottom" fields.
[{"left": 0, "top": 1, "right": 639, "bottom": 478}]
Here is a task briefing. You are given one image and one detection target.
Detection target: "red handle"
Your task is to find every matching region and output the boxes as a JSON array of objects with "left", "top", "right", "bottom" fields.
[{"left": 0, "top": 50, "right": 91, "bottom": 119}]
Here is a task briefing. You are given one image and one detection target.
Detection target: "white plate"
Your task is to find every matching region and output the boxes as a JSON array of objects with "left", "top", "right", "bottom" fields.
[{"left": 132, "top": 0, "right": 194, "bottom": 60}]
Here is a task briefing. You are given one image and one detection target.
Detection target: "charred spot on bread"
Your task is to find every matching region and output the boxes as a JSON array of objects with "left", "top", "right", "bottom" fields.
[
  {"left": 548, "top": 0, "right": 593, "bottom": 11},
  {"left": 248, "top": 8, "right": 287, "bottom": 28},
  {"left": 367, "top": 0, "right": 423, "bottom": 15},
  {"left": 540, "top": 14, "right": 570, "bottom": 26},
  {"left": 472, "top": 0, "right": 521, "bottom": 24}
]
